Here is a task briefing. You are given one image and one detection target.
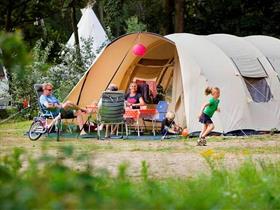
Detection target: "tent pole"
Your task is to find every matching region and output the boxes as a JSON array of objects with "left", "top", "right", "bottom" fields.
[{"left": 76, "top": 71, "right": 90, "bottom": 106}]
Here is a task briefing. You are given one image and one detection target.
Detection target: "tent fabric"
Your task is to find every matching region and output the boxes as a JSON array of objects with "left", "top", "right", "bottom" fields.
[
  {"left": 245, "top": 35, "right": 280, "bottom": 77},
  {"left": 0, "top": 65, "right": 10, "bottom": 107},
  {"left": 206, "top": 34, "right": 268, "bottom": 78},
  {"left": 67, "top": 7, "right": 108, "bottom": 53},
  {"left": 65, "top": 32, "right": 280, "bottom": 133},
  {"left": 231, "top": 57, "right": 267, "bottom": 78},
  {"left": 244, "top": 35, "right": 280, "bottom": 101},
  {"left": 267, "top": 57, "right": 280, "bottom": 76}
]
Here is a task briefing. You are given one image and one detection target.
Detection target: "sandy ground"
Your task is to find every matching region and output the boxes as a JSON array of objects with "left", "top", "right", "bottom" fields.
[{"left": 1, "top": 133, "right": 280, "bottom": 178}]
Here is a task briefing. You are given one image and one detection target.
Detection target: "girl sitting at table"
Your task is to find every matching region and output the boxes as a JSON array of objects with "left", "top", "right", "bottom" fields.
[{"left": 125, "top": 82, "right": 145, "bottom": 109}]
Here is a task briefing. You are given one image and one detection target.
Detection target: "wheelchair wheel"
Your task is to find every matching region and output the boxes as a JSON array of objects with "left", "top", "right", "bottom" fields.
[{"left": 28, "top": 121, "right": 44, "bottom": 141}]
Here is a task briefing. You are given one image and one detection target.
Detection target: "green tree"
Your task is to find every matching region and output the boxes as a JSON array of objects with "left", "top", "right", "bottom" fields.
[
  {"left": 185, "top": 0, "right": 280, "bottom": 37},
  {"left": 0, "top": 31, "right": 33, "bottom": 112},
  {"left": 0, "top": 1, "right": 62, "bottom": 41},
  {"left": 61, "top": 0, "right": 89, "bottom": 63},
  {"left": 0, "top": 31, "right": 30, "bottom": 81},
  {"left": 125, "top": 16, "right": 147, "bottom": 33},
  {"left": 103, "top": 0, "right": 124, "bottom": 37}
]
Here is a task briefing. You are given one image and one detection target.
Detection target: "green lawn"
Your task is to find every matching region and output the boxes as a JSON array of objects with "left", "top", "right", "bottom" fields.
[
  {"left": 1, "top": 120, "right": 280, "bottom": 179},
  {"left": 1, "top": 121, "right": 280, "bottom": 209},
  {"left": 1, "top": 120, "right": 279, "bottom": 155}
]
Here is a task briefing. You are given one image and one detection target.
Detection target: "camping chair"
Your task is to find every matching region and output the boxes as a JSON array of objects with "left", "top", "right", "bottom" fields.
[
  {"left": 28, "top": 84, "right": 75, "bottom": 141},
  {"left": 33, "top": 84, "right": 53, "bottom": 117},
  {"left": 97, "top": 91, "right": 126, "bottom": 139},
  {"left": 28, "top": 84, "right": 61, "bottom": 141},
  {"left": 142, "top": 101, "right": 168, "bottom": 133}
]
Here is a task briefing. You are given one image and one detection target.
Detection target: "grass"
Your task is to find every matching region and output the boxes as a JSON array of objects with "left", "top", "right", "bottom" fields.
[
  {"left": 215, "top": 145, "right": 280, "bottom": 154},
  {"left": 0, "top": 120, "right": 31, "bottom": 137},
  {"left": 0, "top": 146, "right": 280, "bottom": 210},
  {"left": 1, "top": 120, "right": 280, "bottom": 155},
  {"left": 1, "top": 120, "right": 280, "bottom": 209}
]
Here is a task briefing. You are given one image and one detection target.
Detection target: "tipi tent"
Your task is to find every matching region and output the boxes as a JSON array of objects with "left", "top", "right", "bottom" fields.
[
  {"left": 0, "top": 64, "right": 10, "bottom": 108},
  {"left": 67, "top": 7, "right": 108, "bottom": 53},
  {"left": 65, "top": 32, "right": 280, "bottom": 134}
]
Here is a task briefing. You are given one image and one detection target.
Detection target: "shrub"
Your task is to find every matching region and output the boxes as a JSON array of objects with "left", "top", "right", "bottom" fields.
[
  {"left": 1, "top": 31, "right": 108, "bottom": 121},
  {"left": 0, "top": 147, "right": 280, "bottom": 209}
]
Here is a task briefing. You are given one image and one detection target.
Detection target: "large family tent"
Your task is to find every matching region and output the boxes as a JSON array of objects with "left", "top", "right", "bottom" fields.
[{"left": 65, "top": 32, "right": 280, "bottom": 134}]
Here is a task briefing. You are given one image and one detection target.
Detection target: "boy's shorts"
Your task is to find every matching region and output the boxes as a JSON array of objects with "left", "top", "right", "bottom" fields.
[
  {"left": 61, "top": 109, "right": 75, "bottom": 119},
  {"left": 199, "top": 113, "right": 213, "bottom": 124}
]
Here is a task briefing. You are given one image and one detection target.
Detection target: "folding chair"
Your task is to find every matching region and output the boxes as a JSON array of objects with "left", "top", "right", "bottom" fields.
[
  {"left": 97, "top": 91, "right": 126, "bottom": 139},
  {"left": 28, "top": 84, "right": 62, "bottom": 141},
  {"left": 28, "top": 84, "right": 76, "bottom": 141},
  {"left": 124, "top": 109, "right": 140, "bottom": 136},
  {"left": 142, "top": 101, "right": 168, "bottom": 133}
]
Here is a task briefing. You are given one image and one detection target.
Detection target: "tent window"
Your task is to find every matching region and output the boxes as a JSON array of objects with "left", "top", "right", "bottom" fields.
[
  {"left": 243, "top": 77, "right": 272, "bottom": 103},
  {"left": 138, "top": 59, "right": 169, "bottom": 66},
  {"left": 231, "top": 57, "right": 267, "bottom": 78}
]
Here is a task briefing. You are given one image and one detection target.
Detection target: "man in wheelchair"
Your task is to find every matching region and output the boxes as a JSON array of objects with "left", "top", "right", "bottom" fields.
[{"left": 40, "top": 83, "right": 88, "bottom": 135}]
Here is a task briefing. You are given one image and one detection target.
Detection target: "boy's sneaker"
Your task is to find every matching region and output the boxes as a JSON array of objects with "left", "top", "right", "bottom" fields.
[
  {"left": 197, "top": 138, "right": 203, "bottom": 146},
  {"left": 201, "top": 137, "right": 207, "bottom": 146}
]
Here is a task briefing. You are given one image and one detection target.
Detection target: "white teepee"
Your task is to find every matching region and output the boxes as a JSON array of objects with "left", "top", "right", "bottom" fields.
[
  {"left": 0, "top": 65, "right": 10, "bottom": 108},
  {"left": 67, "top": 7, "right": 108, "bottom": 53}
]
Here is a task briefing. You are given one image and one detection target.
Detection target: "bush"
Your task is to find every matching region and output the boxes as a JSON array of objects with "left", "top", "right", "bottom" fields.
[
  {"left": 0, "top": 147, "right": 280, "bottom": 209},
  {"left": 1, "top": 31, "right": 108, "bottom": 121},
  {"left": 125, "top": 16, "right": 147, "bottom": 33}
]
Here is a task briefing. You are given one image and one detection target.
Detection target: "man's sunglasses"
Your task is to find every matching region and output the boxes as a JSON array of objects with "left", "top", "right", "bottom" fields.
[{"left": 46, "top": 89, "right": 52, "bottom": 91}]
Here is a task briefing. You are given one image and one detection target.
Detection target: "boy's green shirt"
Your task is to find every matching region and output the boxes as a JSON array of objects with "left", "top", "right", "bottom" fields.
[{"left": 203, "top": 97, "right": 219, "bottom": 117}]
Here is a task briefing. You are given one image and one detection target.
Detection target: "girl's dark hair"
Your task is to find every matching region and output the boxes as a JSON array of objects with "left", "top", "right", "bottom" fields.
[{"left": 205, "top": 87, "right": 212, "bottom": 95}]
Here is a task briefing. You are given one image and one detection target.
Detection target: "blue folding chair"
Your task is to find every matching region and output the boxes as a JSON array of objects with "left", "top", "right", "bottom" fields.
[{"left": 154, "top": 101, "right": 169, "bottom": 122}]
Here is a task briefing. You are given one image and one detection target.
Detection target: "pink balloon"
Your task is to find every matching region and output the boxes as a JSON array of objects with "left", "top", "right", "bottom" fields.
[{"left": 132, "top": 44, "right": 146, "bottom": 56}]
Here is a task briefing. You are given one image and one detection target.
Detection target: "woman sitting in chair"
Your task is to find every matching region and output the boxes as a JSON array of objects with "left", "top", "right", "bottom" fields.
[
  {"left": 125, "top": 82, "right": 145, "bottom": 109},
  {"left": 97, "top": 84, "right": 120, "bottom": 139}
]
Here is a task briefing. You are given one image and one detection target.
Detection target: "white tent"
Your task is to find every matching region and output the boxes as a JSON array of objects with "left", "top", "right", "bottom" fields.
[
  {"left": 65, "top": 32, "right": 280, "bottom": 134},
  {"left": 0, "top": 64, "right": 10, "bottom": 108},
  {"left": 245, "top": 35, "right": 280, "bottom": 79},
  {"left": 67, "top": 7, "right": 108, "bottom": 53}
]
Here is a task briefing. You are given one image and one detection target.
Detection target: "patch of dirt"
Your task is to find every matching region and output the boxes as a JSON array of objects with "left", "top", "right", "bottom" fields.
[
  {"left": 1, "top": 136, "right": 280, "bottom": 178},
  {"left": 91, "top": 152, "right": 280, "bottom": 178}
]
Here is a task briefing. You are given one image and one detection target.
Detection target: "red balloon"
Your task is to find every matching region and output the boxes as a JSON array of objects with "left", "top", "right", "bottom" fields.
[{"left": 132, "top": 44, "right": 146, "bottom": 56}]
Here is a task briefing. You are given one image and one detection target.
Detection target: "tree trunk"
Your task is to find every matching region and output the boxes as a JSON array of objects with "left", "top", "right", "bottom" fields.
[
  {"left": 97, "top": 1, "right": 104, "bottom": 26},
  {"left": 5, "top": 1, "right": 13, "bottom": 32},
  {"left": 174, "top": 0, "right": 185, "bottom": 33},
  {"left": 71, "top": 5, "right": 81, "bottom": 63},
  {"left": 161, "top": 0, "right": 174, "bottom": 35}
]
